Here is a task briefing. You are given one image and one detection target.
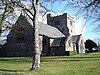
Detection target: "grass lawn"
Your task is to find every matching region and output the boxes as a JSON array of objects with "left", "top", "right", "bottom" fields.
[{"left": 0, "top": 52, "right": 100, "bottom": 75}]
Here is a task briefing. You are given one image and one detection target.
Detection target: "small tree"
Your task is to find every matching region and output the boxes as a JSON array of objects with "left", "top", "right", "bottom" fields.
[{"left": 85, "top": 39, "right": 97, "bottom": 52}]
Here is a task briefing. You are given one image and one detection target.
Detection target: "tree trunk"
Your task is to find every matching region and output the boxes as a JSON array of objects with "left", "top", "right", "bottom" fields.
[{"left": 31, "top": 0, "right": 41, "bottom": 70}]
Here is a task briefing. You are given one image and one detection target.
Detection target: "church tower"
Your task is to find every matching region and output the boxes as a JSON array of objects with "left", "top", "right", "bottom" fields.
[{"left": 47, "top": 13, "right": 75, "bottom": 36}]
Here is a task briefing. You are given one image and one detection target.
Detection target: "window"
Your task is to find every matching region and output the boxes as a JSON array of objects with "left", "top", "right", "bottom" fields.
[
  {"left": 62, "top": 28, "right": 65, "bottom": 31},
  {"left": 68, "top": 40, "right": 71, "bottom": 47},
  {"left": 70, "top": 21, "right": 73, "bottom": 26},
  {"left": 71, "top": 30, "right": 73, "bottom": 33},
  {"left": 69, "top": 42, "right": 71, "bottom": 47},
  {"left": 54, "top": 20, "right": 60, "bottom": 25}
]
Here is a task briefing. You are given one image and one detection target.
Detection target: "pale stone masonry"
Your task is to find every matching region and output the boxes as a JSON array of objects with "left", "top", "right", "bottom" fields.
[
  {"left": 47, "top": 13, "right": 85, "bottom": 55},
  {"left": 47, "top": 13, "right": 75, "bottom": 36}
]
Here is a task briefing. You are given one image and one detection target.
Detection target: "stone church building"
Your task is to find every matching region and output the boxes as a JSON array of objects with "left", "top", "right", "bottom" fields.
[
  {"left": 0, "top": 13, "right": 85, "bottom": 56},
  {"left": 46, "top": 13, "right": 85, "bottom": 56},
  {"left": 0, "top": 15, "right": 65, "bottom": 56}
]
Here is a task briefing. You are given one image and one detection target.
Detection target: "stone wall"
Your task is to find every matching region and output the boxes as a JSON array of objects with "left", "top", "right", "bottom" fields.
[
  {"left": 47, "top": 13, "right": 75, "bottom": 36},
  {"left": 2, "top": 15, "right": 34, "bottom": 56}
]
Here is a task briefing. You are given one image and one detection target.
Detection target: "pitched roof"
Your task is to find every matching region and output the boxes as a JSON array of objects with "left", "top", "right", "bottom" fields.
[
  {"left": 72, "top": 35, "right": 81, "bottom": 43},
  {"left": 51, "top": 35, "right": 82, "bottom": 47},
  {"left": 39, "top": 23, "right": 65, "bottom": 38},
  {"left": 25, "top": 15, "right": 65, "bottom": 38},
  {"left": 51, "top": 37, "right": 66, "bottom": 46}
]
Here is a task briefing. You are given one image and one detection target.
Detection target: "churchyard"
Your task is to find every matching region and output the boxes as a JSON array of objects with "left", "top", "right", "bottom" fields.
[{"left": 0, "top": 52, "right": 100, "bottom": 75}]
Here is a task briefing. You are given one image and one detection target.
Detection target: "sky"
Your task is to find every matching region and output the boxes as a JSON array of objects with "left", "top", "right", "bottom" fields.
[{"left": 1, "top": 0, "right": 100, "bottom": 43}]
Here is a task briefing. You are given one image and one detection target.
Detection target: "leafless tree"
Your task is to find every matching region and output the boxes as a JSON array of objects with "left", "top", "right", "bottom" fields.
[
  {"left": 0, "top": 0, "right": 15, "bottom": 34},
  {"left": 64, "top": 0, "right": 100, "bottom": 32}
]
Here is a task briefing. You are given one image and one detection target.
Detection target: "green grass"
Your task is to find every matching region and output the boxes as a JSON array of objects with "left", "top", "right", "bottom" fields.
[
  {"left": 69, "top": 51, "right": 77, "bottom": 55},
  {"left": 0, "top": 52, "right": 100, "bottom": 75}
]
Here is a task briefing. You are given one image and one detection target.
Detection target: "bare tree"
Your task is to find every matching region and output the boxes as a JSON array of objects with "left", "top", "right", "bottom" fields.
[
  {"left": 16, "top": 0, "right": 41, "bottom": 70},
  {"left": 0, "top": 0, "right": 15, "bottom": 34},
  {"left": 64, "top": 0, "right": 100, "bottom": 31}
]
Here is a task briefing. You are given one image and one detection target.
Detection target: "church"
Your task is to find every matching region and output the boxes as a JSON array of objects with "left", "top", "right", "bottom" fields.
[
  {"left": 43, "top": 13, "right": 85, "bottom": 56},
  {"left": 0, "top": 13, "right": 85, "bottom": 56}
]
